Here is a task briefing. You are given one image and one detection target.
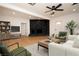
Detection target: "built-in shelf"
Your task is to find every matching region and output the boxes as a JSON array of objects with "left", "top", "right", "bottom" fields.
[{"left": 0, "top": 21, "right": 10, "bottom": 33}]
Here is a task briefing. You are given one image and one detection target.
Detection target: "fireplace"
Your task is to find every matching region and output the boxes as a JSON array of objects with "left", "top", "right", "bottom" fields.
[{"left": 30, "top": 20, "right": 49, "bottom": 36}]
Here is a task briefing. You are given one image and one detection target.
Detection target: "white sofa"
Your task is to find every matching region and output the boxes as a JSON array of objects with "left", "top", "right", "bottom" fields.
[{"left": 48, "top": 35, "right": 79, "bottom": 56}]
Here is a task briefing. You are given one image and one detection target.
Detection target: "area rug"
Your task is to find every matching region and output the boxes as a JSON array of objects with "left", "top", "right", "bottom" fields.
[{"left": 25, "top": 44, "right": 48, "bottom": 56}]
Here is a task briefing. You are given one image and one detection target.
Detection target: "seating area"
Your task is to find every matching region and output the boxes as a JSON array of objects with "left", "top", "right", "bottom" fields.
[{"left": 0, "top": 3, "right": 79, "bottom": 56}]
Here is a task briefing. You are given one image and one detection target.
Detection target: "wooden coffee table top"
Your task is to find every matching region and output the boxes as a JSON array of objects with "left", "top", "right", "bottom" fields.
[
  {"left": 38, "top": 38, "right": 63, "bottom": 49},
  {"left": 38, "top": 39, "right": 51, "bottom": 48}
]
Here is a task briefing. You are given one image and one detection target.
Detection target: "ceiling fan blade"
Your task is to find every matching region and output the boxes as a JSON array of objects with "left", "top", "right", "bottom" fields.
[
  {"left": 55, "top": 4, "right": 62, "bottom": 9},
  {"left": 45, "top": 10, "right": 52, "bottom": 13},
  {"left": 51, "top": 12, "right": 55, "bottom": 15},
  {"left": 72, "top": 3, "right": 78, "bottom": 5},
  {"left": 46, "top": 6, "right": 52, "bottom": 9},
  {"left": 28, "top": 3, "right": 36, "bottom": 6},
  {"left": 56, "top": 9, "right": 64, "bottom": 11}
]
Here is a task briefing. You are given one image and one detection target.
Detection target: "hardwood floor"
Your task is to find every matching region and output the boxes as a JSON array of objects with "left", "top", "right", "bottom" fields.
[{"left": 2, "top": 36, "right": 48, "bottom": 47}]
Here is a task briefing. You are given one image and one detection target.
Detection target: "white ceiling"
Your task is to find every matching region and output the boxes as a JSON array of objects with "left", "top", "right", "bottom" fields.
[{"left": 0, "top": 3, "right": 79, "bottom": 19}]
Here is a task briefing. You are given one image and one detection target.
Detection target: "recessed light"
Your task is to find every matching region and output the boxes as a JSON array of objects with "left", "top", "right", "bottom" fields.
[
  {"left": 29, "top": 16, "right": 32, "bottom": 18},
  {"left": 56, "top": 22, "right": 61, "bottom": 25},
  {"left": 12, "top": 12, "right": 15, "bottom": 15}
]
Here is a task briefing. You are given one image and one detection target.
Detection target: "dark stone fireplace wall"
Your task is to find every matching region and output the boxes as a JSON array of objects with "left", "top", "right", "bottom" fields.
[{"left": 30, "top": 19, "right": 49, "bottom": 36}]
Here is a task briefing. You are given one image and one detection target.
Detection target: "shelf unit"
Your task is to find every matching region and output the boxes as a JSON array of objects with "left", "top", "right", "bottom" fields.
[{"left": 0, "top": 21, "right": 10, "bottom": 33}]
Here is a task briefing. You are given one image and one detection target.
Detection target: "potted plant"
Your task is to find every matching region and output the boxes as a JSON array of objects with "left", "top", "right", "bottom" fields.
[{"left": 66, "top": 20, "right": 77, "bottom": 35}]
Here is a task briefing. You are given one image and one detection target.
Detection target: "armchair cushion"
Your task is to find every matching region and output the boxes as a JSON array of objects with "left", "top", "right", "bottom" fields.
[{"left": 11, "top": 47, "right": 31, "bottom": 56}]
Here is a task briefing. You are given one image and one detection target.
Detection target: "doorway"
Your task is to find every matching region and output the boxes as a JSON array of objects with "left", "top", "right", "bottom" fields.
[{"left": 21, "top": 23, "right": 27, "bottom": 35}]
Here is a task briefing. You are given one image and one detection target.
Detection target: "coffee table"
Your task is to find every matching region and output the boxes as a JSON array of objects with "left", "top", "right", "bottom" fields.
[
  {"left": 38, "top": 39, "right": 51, "bottom": 50},
  {"left": 38, "top": 38, "right": 64, "bottom": 50}
]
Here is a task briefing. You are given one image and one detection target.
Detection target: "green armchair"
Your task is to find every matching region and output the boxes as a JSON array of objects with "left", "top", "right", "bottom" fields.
[
  {"left": 55, "top": 32, "right": 67, "bottom": 42},
  {"left": 0, "top": 42, "right": 31, "bottom": 56}
]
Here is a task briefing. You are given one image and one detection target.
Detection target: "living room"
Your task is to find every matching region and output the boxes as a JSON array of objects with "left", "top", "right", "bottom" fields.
[{"left": 0, "top": 3, "right": 79, "bottom": 56}]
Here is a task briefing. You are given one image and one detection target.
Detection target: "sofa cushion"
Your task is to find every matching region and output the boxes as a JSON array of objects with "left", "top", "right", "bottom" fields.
[
  {"left": 49, "top": 39, "right": 79, "bottom": 56},
  {"left": 62, "top": 40, "right": 74, "bottom": 47},
  {"left": 73, "top": 36, "right": 79, "bottom": 48},
  {"left": 66, "top": 46, "right": 79, "bottom": 56},
  {"left": 49, "top": 42, "right": 66, "bottom": 56}
]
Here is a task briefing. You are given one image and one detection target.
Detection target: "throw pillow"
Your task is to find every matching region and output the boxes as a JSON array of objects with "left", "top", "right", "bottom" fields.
[{"left": 67, "top": 35, "right": 79, "bottom": 41}]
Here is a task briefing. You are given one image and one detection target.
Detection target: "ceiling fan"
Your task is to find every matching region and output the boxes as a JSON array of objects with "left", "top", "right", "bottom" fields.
[
  {"left": 28, "top": 3, "right": 36, "bottom": 6},
  {"left": 45, "top": 4, "right": 64, "bottom": 15}
]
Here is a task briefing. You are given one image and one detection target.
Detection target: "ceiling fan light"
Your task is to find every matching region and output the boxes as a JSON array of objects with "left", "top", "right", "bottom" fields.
[
  {"left": 73, "top": 9, "right": 76, "bottom": 11},
  {"left": 53, "top": 10, "right": 55, "bottom": 12}
]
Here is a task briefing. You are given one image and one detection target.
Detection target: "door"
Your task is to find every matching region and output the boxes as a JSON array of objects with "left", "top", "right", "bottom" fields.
[{"left": 21, "top": 23, "right": 26, "bottom": 35}]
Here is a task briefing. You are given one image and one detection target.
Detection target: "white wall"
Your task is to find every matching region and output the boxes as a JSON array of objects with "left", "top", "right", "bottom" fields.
[
  {"left": 0, "top": 15, "right": 30, "bottom": 36},
  {"left": 50, "top": 13, "right": 79, "bottom": 36}
]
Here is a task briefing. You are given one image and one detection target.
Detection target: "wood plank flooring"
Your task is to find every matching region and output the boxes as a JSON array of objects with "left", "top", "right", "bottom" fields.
[{"left": 2, "top": 36, "right": 48, "bottom": 47}]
